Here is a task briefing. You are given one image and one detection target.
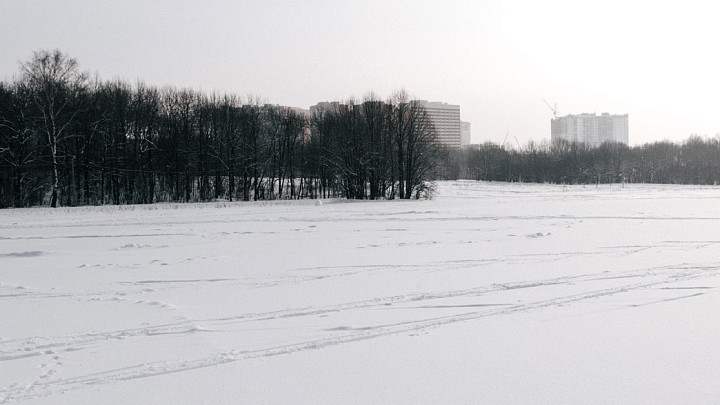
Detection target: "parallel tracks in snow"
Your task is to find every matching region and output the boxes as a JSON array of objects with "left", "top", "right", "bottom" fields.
[{"left": 2, "top": 262, "right": 719, "bottom": 403}]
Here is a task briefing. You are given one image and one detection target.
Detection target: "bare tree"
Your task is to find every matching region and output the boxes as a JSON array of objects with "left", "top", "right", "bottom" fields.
[
  {"left": 0, "top": 82, "right": 43, "bottom": 207},
  {"left": 389, "top": 90, "right": 439, "bottom": 199},
  {"left": 361, "top": 94, "right": 392, "bottom": 199},
  {"left": 21, "top": 49, "right": 87, "bottom": 207}
]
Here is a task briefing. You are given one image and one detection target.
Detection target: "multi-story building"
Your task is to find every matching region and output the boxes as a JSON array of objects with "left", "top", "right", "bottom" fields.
[
  {"left": 551, "top": 113, "right": 629, "bottom": 148},
  {"left": 309, "top": 101, "right": 341, "bottom": 116},
  {"left": 416, "top": 100, "right": 462, "bottom": 149},
  {"left": 310, "top": 100, "right": 465, "bottom": 149}
]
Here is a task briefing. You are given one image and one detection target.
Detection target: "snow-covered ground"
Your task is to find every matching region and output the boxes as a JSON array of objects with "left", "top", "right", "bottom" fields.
[{"left": 2, "top": 181, "right": 720, "bottom": 404}]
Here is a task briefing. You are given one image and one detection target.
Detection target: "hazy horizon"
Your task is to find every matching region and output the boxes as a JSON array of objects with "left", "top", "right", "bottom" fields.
[{"left": 2, "top": 0, "right": 719, "bottom": 146}]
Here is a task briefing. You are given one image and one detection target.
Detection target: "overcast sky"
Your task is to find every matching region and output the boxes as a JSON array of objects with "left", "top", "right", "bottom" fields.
[{"left": 2, "top": 0, "right": 719, "bottom": 146}]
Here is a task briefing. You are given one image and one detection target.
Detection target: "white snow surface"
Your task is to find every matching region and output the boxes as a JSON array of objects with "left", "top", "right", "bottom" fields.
[{"left": 2, "top": 181, "right": 720, "bottom": 404}]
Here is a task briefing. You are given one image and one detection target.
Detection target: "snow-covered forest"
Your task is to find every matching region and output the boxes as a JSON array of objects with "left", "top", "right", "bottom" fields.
[{"left": 2, "top": 181, "right": 720, "bottom": 404}]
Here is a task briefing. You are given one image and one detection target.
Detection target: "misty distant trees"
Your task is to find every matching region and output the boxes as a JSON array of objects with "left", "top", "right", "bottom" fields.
[
  {"left": 0, "top": 50, "right": 442, "bottom": 208},
  {"left": 443, "top": 136, "right": 720, "bottom": 186}
]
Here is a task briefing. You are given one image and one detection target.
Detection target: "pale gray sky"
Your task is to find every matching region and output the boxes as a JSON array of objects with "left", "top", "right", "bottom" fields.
[{"left": 2, "top": 0, "right": 719, "bottom": 146}]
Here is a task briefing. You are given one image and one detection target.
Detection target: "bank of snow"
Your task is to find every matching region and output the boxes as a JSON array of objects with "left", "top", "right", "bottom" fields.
[{"left": 2, "top": 181, "right": 720, "bottom": 404}]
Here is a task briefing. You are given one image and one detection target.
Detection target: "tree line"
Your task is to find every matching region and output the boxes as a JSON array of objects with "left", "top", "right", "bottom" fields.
[
  {"left": 444, "top": 136, "right": 720, "bottom": 185},
  {"left": 0, "top": 50, "right": 442, "bottom": 208},
  {"left": 4, "top": 50, "right": 717, "bottom": 209}
]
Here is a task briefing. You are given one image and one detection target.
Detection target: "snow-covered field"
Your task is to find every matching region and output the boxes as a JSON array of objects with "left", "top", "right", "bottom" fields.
[{"left": 2, "top": 181, "right": 720, "bottom": 404}]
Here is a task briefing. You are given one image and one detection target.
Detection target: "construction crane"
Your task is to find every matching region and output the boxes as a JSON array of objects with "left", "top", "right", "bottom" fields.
[
  {"left": 501, "top": 132, "right": 522, "bottom": 150},
  {"left": 542, "top": 99, "right": 559, "bottom": 119}
]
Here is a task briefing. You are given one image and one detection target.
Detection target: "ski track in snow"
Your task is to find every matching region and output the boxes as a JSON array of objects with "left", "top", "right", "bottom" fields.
[
  {"left": 2, "top": 260, "right": 719, "bottom": 403},
  {"left": 2, "top": 182, "right": 720, "bottom": 403}
]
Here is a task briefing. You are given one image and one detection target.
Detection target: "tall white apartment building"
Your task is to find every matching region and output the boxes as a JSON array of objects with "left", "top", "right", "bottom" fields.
[
  {"left": 551, "top": 113, "right": 629, "bottom": 148},
  {"left": 416, "top": 100, "right": 462, "bottom": 149}
]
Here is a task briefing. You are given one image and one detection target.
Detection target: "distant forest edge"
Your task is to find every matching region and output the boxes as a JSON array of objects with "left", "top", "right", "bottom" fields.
[
  {"left": 1, "top": 50, "right": 718, "bottom": 208},
  {"left": 447, "top": 136, "right": 720, "bottom": 185}
]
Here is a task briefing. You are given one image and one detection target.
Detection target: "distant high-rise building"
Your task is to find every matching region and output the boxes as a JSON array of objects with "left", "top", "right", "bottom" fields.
[
  {"left": 461, "top": 121, "right": 471, "bottom": 147},
  {"left": 416, "top": 100, "right": 462, "bottom": 149},
  {"left": 309, "top": 101, "right": 342, "bottom": 116},
  {"left": 551, "top": 113, "right": 629, "bottom": 148},
  {"left": 310, "top": 100, "right": 464, "bottom": 149}
]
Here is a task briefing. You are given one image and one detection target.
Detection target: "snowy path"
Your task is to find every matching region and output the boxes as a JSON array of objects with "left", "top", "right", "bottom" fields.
[{"left": 2, "top": 182, "right": 720, "bottom": 404}]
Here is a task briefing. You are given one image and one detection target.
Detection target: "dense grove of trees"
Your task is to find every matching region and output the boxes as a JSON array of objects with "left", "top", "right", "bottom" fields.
[
  {"left": 0, "top": 50, "right": 441, "bottom": 208},
  {"left": 311, "top": 93, "right": 439, "bottom": 200},
  {"left": 443, "top": 136, "right": 720, "bottom": 185}
]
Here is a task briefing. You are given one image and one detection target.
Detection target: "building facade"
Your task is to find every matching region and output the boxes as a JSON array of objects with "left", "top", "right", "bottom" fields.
[
  {"left": 551, "top": 113, "right": 629, "bottom": 148},
  {"left": 416, "top": 100, "right": 462, "bottom": 149},
  {"left": 310, "top": 100, "right": 465, "bottom": 149}
]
